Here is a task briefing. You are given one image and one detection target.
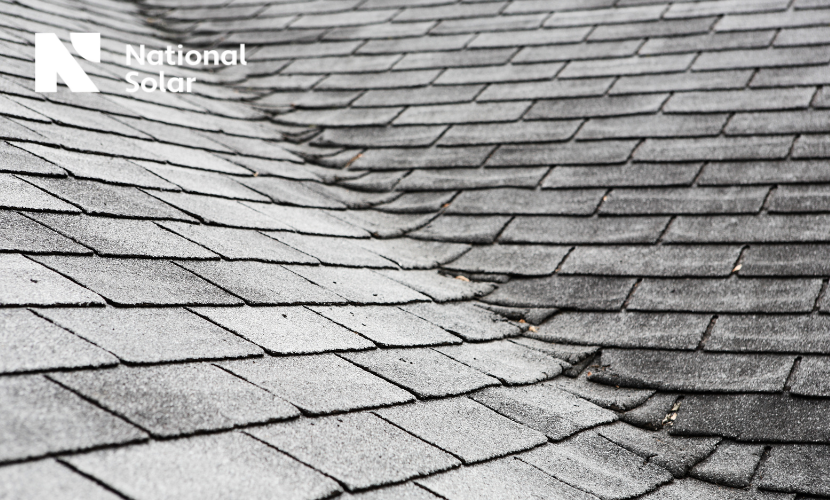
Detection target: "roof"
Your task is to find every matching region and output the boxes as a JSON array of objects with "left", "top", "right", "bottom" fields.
[{"left": 1, "top": 0, "right": 829, "bottom": 498}]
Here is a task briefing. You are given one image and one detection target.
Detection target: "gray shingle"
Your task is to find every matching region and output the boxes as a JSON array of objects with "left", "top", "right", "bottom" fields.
[
  {"left": 30, "top": 214, "right": 217, "bottom": 259},
  {"left": 0, "top": 210, "right": 89, "bottom": 254},
  {"left": 66, "top": 432, "right": 341, "bottom": 500},
  {"left": 621, "top": 393, "right": 679, "bottom": 431},
  {"left": 435, "top": 63, "right": 563, "bottom": 85},
  {"left": 0, "top": 174, "right": 79, "bottom": 213},
  {"left": 0, "top": 376, "right": 146, "bottom": 463},
  {"left": 578, "top": 114, "right": 727, "bottom": 139},
  {"left": 551, "top": 373, "right": 655, "bottom": 411},
  {"left": 0, "top": 253, "right": 104, "bottom": 306},
  {"left": 665, "top": 0, "right": 788, "bottom": 18},
  {"left": 158, "top": 223, "right": 317, "bottom": 263},
  {"left": 345, "top": 483, "right": 441, "bottom": 500},
  {"left": 534, "top": 312, "right": 708, "bottom": 350},
  {"left": 136, "top": 162, "right": 268, "bottom": 201},
  {"left": 318, "top": 70, "right": 440, "bottom": 89},
  {"left": 314, "top": 125, "right": 447, "bottom": 148},
  {"left": 355, "top": 238, "right": 470, "bottom": 269},
  {"left": 527, "top": 94, "right": 667, "bottom": 119},
  {"left": 757, "top": 445, "right": 830, "bottom": 496},
  {"left": 181, "top": 261, "right": 346, "bottom": 305},
  {"left": 697, "top": 160, "right": 830, "bottom": 185},
  {"left": 589, "top": 18, "right": 716, "bottom": 41},
  {"left": 519, "top": 432, "right": 673, "bottom": 500},
  {"left": 401, "top": 301, "right": 521, "bottom": 341},
  {"left": 692, "top": 46, "right": 830, "bottom": 70},
  {"left": 664, "top": 88, "right": 814, "bottom": 113},
  {"left": 287, "top": 265, "right": 429, "bottom": 304},
  {"left": 377, "top": 192, "right": 456, "bottom": 213},
  {"left": 629, "top": 278, "right": 822, "bottom": 313},
  {"left": 439, "top": 121, "right": 581, "bottom": 146},
  {"left": 514, "top": 40, "right": 642, "bottom": 63},
  {"left": 707, "top": 314, "right": 830, "bottom": 354},
  {"left": 358, "top": 34, "right": 472, "bottom": 54},
  {"left": 375, "top": 269, "right": 495, "bottom": 302},
  {"left": 193, "top": 306, "right": 372, "bottom": 354},
  {"left": 726, "top": 110, "right": 830, "bottom": 135},
  {"left": 238, "top": 177, "right": 345, "bottom": 209},
  {"left": 283, "top": 55, "right": 400, "bottom": 74},
  {"left": 509, "top": 338, "right": 599, "bottom": 373},
  {"left": 672, "top": 393, "right": 830, "bottom": 443},
  {"left": 561, "top": 245, "right": 741, "bottom": 277},
  {"left": 397, "top": 167, "right": 548, "bottom": 191},
  {"left": 51, "top": 364, "right": 298, "bottom": 437},
  {"left": 469, "top": 26, "right": 590, "bottom": 48},
  {"left": 409, "top": 215, "right": 511, "bottom": 244},
  {"left": 792, "top": 134, "right": 830, "bottom": 159},
  {"left": 597, "top": 422, "right": 720, "bottom": 478},
  {"left": 641, "top": 478, "right": 785, "bottom": 500},
  {"left": 665, "top": 214, "right": 830, "bottom": 243},
  {"left": 247, "top": 204, "right": 369, "bottom": 237},
  {"left": 480, "top": 275, "right": 635, "bottom": 309},
  {"left": 559, "top": 54, "right": 694, "bottom": 78},
  {"left": 220, "top": 354, "right": 412, "bottom": 415},
  {"left": 544, "top": 4, "right": 665, "bottom": 26},
  {"left": 375, "top": 397, "right": 547, "bottom": 463},
  {"left": 752, "top": 65, "right": 830, "bottom": 87},
  {"left": 471, "top": 383, "right": 617, "bottom": 440},
  {"left": 394, "top": 102, "right": 530, "bottom": 125},
  {"left": 789, "top": 356, "right": 830, "bottom": 397},
  {"left": 353, "top": 85, "right": 482, "bottom": 107},
  {"left": 341, "top": 347, "right": 500, "bottom": 398},
  {"left": 543, "top": 163, "right": 701, "bottom": 189},
  {"left": 477, "top": 78, "right": 614, "bottom": 101},
  {"left": 601, "top": 186, "right": 768, "bottom": 215},
  {"left": 275, "top": 107, "right": 403, "bottom": 127},
  {"left": 612, "top": 70, "right": 753, "bottom": 96},
  {"left": 0, "top": 460, "right": 123, "bottom": 500},
  {"left": 310, "top": 305, "right": 459, "bottom": 347},
  {"left": 589, "top": 349, "right": 795, "bottom": 392},
  {"left": 639, "top": 31, "right": 776, "bottom": 55},
  {"left": 740, "top": 244, "right": 830, "bottom": 276},
  {"left": 351, "top": 146, "right": 495, "bottom": 170},
  {"left": 488, "top": 141, "right": 638, "bottom": 166},
  {"left": 444, "top": 244, "right": 569, "bottom": 276},
  {"left": 247, "top": 413, "right": 460, "bottom": 491},
  {"left": 37, "top": 306, "right": 261, "bottom": 363},
  {"left": 0, "top": 141, "right": 64, "bottom": 176},
  {"left": 634, "top": 137, "right": 793, "bottom": 162},
  {"left": 394, "top": 49, "right": 516, "bottom": 71},
  {"left": 0, "top": 308, "right": 115, "bottom": 374},
  {"left": 32, "top": 256, "right": 241, "bottom": 306},
  {"left": 448, "top": 188, "right": 603, "bottom": 216},
  {"left": 690, "top": 442, "right": 765, "bottom": 488},
  {"left": 435, "top": 340, "right": 564, "bottom": 385},
  {"left": 394, "top": 2, "right": 504, "bottom": 22},
  {"left": 266, "top": 232, "right": 393, "bottom": 267},
  {"left": 149, "top": 192, "right": 290, "bottom": 230},
  {"left": 432, "top": 14, "right": 548, "bottom": 35},
  {"left": 418, "top": 457, "right": 599, "bottom": 500},
  {"left": 769, "top": 184, "right": 830, "bottom": 212}
]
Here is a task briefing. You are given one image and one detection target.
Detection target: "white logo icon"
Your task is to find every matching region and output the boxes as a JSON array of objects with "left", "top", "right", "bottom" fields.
[{"left": 35, "top": 33, "right": 100, "bottom": 93}]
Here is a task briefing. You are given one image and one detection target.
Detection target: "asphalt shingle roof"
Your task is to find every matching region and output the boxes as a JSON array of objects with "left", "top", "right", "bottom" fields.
[{"left": 1, "top": 0, "right": 830, "bottom": 497}]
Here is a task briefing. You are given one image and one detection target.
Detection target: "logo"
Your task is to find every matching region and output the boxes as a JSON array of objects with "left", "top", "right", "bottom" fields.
[
  {"left": 34, "top": 33, "right": 247, "bottom": 94},
  {"left": 35, "top": 33, "right": 100, "bottom": 93}
]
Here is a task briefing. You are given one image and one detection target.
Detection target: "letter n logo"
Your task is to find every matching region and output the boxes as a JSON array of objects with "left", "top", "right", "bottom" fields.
[{"left": 35, "top": 33, "right": 100, "bottom": 92}]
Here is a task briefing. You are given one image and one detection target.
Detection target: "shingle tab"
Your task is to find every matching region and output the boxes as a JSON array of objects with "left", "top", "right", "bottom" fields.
[
  {"left": 471, "top": 383, "right": 617, "bottom": 440},
  {"left": 561, "top": 245, "right": 741, "bottom": 277},
  {"left": 0, "top": 376, "right": 146, "bottom": 463},
  {"left": 520, "top": 432, "right": 673, "bottom": 500},
  {"left": 634, "top": 137, "right": 794, "bottom": 162},
  {"left": 535, "top": 312, "right": 708, "bottom": 350},
  {"left": 629, "top": 278, "right": 822, "bottom": 313},
  {"left": 409, "top": 215, "right": 511, "bottom": 244},
  {"left": 601, "top": 187, "right": 768, "bottom": 215},
  {"left": 0, "top": 309, "right": 116, "bottom": 374},
  {"left": 248, "top": 413, "right": 460, "bottom": 491},
  {"left": 447, "top": 188, "right": 603, "bottom": 215},
  {"left": 480, "top": 275, "right": 635, "bottom": 309},
  {"left": 0, "top": 211, "right": 90, "bottom": 254},
  {"left": 689, "top": 442, "right": 765, "bottom": 488},
  {"left": 589, "top": 349, "right": 795, "bottom": 392},
  {"left": 0, "top": 253, "right": 105, "bottom": 306},
  {"left": 664, "top": 88, "right": 814, "bottom": 113},
  {"left": 664, "top": 214, "right": 830, "bottom": 243},
  {"left": 672, "top": 393, "right": 830, "bottom": 443},
  {"left": 0, "top": 174, "right": 79, "bottom": 213},
  {"left": 527, "top": 94, "right": 667, "bottom": 119},
  {"left": 0, "top": 460, "right": 123, "bottom": 500},
  {"left": 375, "top": 398, "right": 547, "bottom": 463},
  {"left": 51, "top": 364, "right": 298, "bottom": 437},
  {"left": 341, "top": 347, "right": 500, "bottom": 398},
  {"left": 418, "top": 457, "right": 599, "bottom": 500},
  {"left": 287, "top": 265, "right": 429, "bottom": 304},
  {"left": 401, "top": 301, "right": 521, "bottom": 341},
  {"left": 435, "top": 340, "right": 564, "bottom": 385},
  {"left": 444, "top": 244, "right": 570, "bottom": 276},
  {"left": 757, "top": 445, "right": 830, "bottom": 496},
  {"left": 311, "top": 305, "right": 460, "bottom": 347},
  {"left": 66, "top": 432, "right": 341, "bottom": 500},
  {"left": 193, "top": 306, "right": 372, "bottom": 354},
  {"left": 221, "top": 354, "right": 412, "bottom": 415}
]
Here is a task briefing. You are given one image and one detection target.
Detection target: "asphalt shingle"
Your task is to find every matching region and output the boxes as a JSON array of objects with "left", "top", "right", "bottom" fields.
[
  {"left": 0, "top": 253, "right": 104, "bottom": 306},
  {"left": 312, "top": 305, "right": 460, "bottom": 346},
  {"left": 247, "top": 413, "right": 460, "bottom": 491},
  {"left": 401, "top": 301, "right": 521, "bottom": 341},
  {"left": 435, "top": 340, "right": 564, "bottom": 385},
  {"left": 0, "top": 376, "right": 146, "bottom": 463}
]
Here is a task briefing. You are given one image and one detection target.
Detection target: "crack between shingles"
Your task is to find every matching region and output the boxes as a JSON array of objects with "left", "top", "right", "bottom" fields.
[{"left": 696, "top": 315, "right": 718, "bottom": 351}]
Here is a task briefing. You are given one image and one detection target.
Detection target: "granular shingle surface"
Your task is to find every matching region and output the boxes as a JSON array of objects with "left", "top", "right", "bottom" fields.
[{"left": 2, "top": 0, "right": 829, "bottom": 495}]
